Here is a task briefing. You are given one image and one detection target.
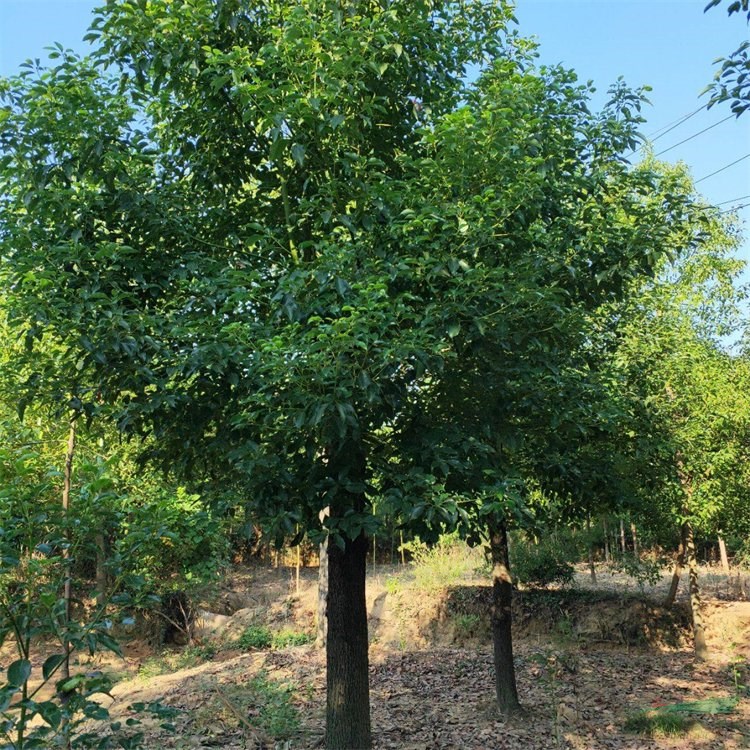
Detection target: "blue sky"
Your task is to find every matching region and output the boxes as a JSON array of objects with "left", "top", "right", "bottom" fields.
[{"left": 1, "top": 0, "right": 749, "bottom": 261}]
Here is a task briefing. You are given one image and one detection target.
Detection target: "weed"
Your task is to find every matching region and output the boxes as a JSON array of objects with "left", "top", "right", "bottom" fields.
[
  {"left": 384, "top": 576, "right": 401, "bottom": 595},
  {"left": 137, "top": 642, "right": 216, "bottom": 680},
  {"left": 237, "top": 625, "right": 273, "bottom": 650},
  {"left": 194, "top": 672, "right": 300, "bottom": 741},
  {"left": 556, "top": 615, "right": 575, "bottom": 640},
  {"left": 407, "top": 535, "right": 484, "bottom": 591},
  {"left": 623, "top": 709, "right": 702, "bottom": 737},
  {"left": 272, "top": 629, "right": 314, "bottom": 648},
  {"left": 729, "top": 650, "right": 749, "bottom": 697},
  {"left": 453, "top": 613, "right": 482, "bottom": 639}
]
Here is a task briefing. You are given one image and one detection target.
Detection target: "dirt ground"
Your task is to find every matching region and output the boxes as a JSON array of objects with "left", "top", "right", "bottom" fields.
[
  {"left": 91, "top": 561, "right": 750, "bottom": 750},
  {"left": 4, "top": 560, "right": 749, "bottom": 749}
]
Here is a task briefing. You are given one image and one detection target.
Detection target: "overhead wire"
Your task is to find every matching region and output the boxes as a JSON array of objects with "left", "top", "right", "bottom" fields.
[
  {"left": 654, "top": 113, "right": 735, "bottom": 156},
  {"left": 631, "top": 104, "right": 708, "bottom": 155},
  {"left": 715, "top": 194, "right": 750, "bottom": 205},
  {"left": 695, "top": 152, "right": 750, "bottom": 184},
  {"left": 720, "top": 201, "right": 750, "bottom": 215},
  {"left": 647, "top": 104, "right": 708, "bottom": 144}
]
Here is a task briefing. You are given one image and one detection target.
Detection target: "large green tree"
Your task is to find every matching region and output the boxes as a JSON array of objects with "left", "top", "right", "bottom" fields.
[{"left": 0, "top": 0, "right": 707, "bottom": 744}]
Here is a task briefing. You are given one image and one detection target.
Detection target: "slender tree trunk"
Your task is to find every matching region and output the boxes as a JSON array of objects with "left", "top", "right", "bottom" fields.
[
  {"left": 630, "top": 522, "right": 639, "bottom": 560},
  {"left": 620, "top": 518, "right": 626, "bottom": 554},
  {"left": 295, "top": 538, "right": 301, "bottom": 595},
  {"left": 603, "top": 518, "right": 610, "bottom": 563},
  {"left": 317, "top": 538, "right": 328, "bottom": 647},
  {"left": 488, "top": 518, "right": 521, "bottom": 714},
  {"left": 60, "top": 418, "right": 77, "bottom": 750},
  {"left": 685, "top": 521, "right": 708, "bottom": 660},
  {"left": 372, "top": 534, "right": 377, "bottom": 570},
  {"left": 95, "top": 533, "right": 107, "bottom": 609},
  {"left": 665, "top": 532, "right": 685, "bottom": 608},
  {"left": 326, "top": 530, "right": 371, "bottom": 749},
  {"left": 61, "top": 419, "right": 77, "bottom": 681},
  {"left": 718, "top": 535, "right": 730, "bottom": 574},
  {"left": 317, "top": 507, "right": 330, "bottom": 648},
  {"left": 587, "top": 517, "right": 596, "bottom": 584},
  {"left": 399, "top": 530, "right": 405, "bottom": 565}
]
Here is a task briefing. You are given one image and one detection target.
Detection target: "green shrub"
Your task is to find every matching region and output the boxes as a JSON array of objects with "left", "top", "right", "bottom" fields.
[
  {"left": 236, "top": 626, "right": 313, "bottom": 650},
  {"left": 403, "top": 534, "right": 484, "bottom": 591},
  {"left": 237, "top": 625, "right": 273, "bottom": 650},
  {"left": 609, "top": 553, "right": 664, "bottom": 588},
  {"left": 510, "top": 535, "right": 576, "bottom": 588}
]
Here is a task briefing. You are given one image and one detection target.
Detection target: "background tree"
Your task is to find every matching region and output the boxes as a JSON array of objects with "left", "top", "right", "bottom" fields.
[{"left": 704, "top": 0, "right": 750, "bottom": 115}]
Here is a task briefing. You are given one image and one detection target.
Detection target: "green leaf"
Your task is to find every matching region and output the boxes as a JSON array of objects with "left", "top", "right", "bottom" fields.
[
  {"left": 42, "top": 654, "right": 67, "bottom": 681},
  {"left": 7, "top": 659, "right": 31, "bottom": 687},
  {"left": 291, "top": 143, "right": 306, "bottom": 166},
  {"left": 37, "top": 700, "right": 63, "bottom": 728}
]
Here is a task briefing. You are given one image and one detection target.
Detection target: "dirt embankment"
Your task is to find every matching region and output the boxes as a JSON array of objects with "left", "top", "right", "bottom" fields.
[{"left": 99, "top": 564, "right": 750, "bottom": 750}]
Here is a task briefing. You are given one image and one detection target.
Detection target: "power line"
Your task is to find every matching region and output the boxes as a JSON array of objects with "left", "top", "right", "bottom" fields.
[
  {"left": 647, "top": 104, "right": 708, "bottom": 143},
  {"left": 720, "top": 202, "right": 750, "bottom": 215},
  {"left": 716, "top": 194, "right": 750, "bottom": 205},
  {"left": 695, "top": 152, "right": 750, "bottom": 184},
  {"left": 654, "top": 113, "right": 735, "bottom": 156},
  {"left": 631, "top": 104, "right": 709, "bottom": 155}
]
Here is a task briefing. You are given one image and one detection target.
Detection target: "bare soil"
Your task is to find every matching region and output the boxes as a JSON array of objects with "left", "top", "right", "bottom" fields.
[
  {"left": 98, "top": 561, "right": 750, "bottom": 749},
  {"left": 4, "top": 561, "right": 749, "bottom": 749}
]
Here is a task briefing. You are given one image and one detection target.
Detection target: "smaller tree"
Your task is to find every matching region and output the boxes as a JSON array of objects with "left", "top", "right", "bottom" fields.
[{"left": 704, "top": 0, "right": 750, "bottom": 115}]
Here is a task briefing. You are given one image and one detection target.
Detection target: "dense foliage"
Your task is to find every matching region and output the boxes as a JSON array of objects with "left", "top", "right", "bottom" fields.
[{"left": 0, "top": 1, "right": 748, "bottom": 747}]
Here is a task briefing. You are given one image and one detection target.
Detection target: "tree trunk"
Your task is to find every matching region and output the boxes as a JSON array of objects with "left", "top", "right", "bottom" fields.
[
  {"left": 61, "top": 418, "right": 77, "bottom": 681},
  {"left": 488, "top": 519, "right": 521, "bottom": 714},
  {"left": 295, "top": 539, "right": 301, "bottom": 595},
  {"left": 317, "top": 537, "right": 328, "bottom": 648},
  {"left": 630, "top": 522, "right": 639, "bottom": 560},
  {"left": 603, "top": 518, "right": 610, "bottom": 563},
  {"left": 685, "top": 521, "right": 708, "bottom": 660},
  {"left": 619, "top": 518, "right": 626, "bottom": 554},
  {"left": 60, "top": 418, "right": 77, "bottom": 750},
  {"left": 326, "top": 531, "right": 371, "bottom": 749},
  {"left": 665, "top": 532, "right": 685, "bottom": 608},
  {"left": 95, "top": 533, "right": 107, "bottom": 609},
  {"left": 587, "top": 517, "right": 596, "bottom": 584},
  {"left": 324, "top": 442, "right": 371, "bottom": 750},
  {"left": 718, "top": 535, "right": 730, "bottom": 574},
  {"left": 317, "top": 507, "right": 330, "bottom": 648}
]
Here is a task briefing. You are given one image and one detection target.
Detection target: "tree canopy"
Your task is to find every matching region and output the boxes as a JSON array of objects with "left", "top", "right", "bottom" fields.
[{"left": 0, "top": 0, "right": 739, "bottom": 745}]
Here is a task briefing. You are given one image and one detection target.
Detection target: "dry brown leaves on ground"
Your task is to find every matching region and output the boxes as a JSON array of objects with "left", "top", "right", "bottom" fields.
[{"left": 108, "top": 639, "right": 749, "bottom": 750}]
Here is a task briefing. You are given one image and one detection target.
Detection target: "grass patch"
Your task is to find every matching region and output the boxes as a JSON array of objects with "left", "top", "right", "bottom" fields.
[
  {"left": 624, "top": 697, "right": 737, "bottom": 740},
  {"left": 137, "top": 642, "right": 217, "bottom": 680},
  {"left": 272, "top": 629, "right": 314, "bottom": 648},
  {"left": 194, "top": 671, "right": 300, "bottom": 741},
  {"left": 623, "top": 709, "right": 701, "bottom": 737},
  {"left": 404, "top": 535, "right": 485, "bottom": 592},
  {"left": 236, "top": 625, "right": 313, "bottom": 650},
  {"left": 237, "top": 625, "right": 273, "bottom": 650},
  {"left": 453, "top": 613, "right": 483, "bottom": 640}
]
